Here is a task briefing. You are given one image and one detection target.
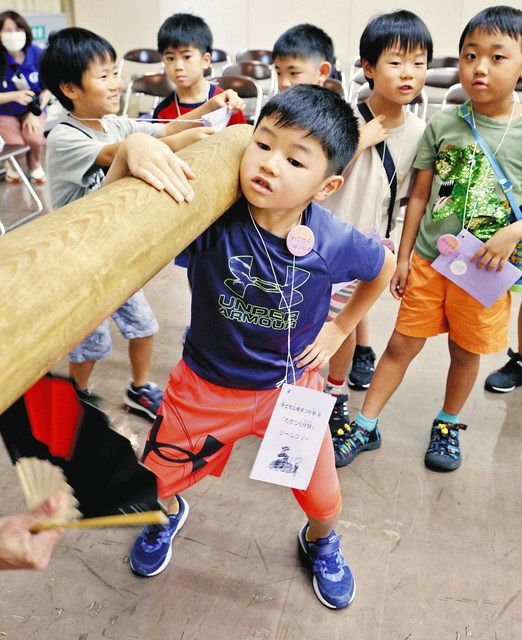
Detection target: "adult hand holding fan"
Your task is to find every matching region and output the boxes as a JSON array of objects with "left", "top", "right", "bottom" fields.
[{"left": 0, "top": 374, "right": 167, "bottom": 531}]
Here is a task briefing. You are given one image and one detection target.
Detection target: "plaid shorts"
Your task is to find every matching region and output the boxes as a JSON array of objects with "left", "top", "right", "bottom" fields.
[{"left": 68, "top": 290, "right": 159, "bottom": 363}]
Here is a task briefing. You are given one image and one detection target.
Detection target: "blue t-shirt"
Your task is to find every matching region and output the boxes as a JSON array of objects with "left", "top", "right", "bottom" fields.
[
  {"left": 180, "top": 197, "right": 384, "bottom": 390},
  {"left": 0, "top": 44, "right": 43, "bottom": 117}
]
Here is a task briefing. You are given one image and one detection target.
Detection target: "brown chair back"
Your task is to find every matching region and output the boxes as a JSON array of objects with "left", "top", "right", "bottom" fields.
[
  {"left": 323, "top": 78, "right": 347, "bottom": 100},
  {"left": 223, "top": 61, "right": 272, "bottom": 81},
  {"left": 123, "top": 49, "right": 162, "bottom": 64},
  {"left": 236, "top": 49, "right": 273, "bottom": 65}
]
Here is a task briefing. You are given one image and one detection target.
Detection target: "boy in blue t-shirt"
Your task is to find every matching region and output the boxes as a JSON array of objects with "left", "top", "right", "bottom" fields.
[{"left": 129, "top": 84, "right": 395, "bottom": 610}]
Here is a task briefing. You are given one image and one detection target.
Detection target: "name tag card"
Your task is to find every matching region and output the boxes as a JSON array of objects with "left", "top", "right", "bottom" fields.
[
  {"left": 250, "top": 384, "right": 335, "bottom": 490},
  {"left": 431, "top": 228, "right": 520, "bottom": 308},
  {"left": 201, "top": 106, "right": 232, "bottom": 131}
]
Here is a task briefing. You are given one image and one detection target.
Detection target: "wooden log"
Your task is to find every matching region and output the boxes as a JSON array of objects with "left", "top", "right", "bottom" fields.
[{"left": 0, "top": 124, "right": 253, "bottom": 414}]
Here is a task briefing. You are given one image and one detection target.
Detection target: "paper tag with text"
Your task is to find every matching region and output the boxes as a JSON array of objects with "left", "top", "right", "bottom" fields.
[{"left": 249, "top": 384, "right": 335, "bottom": 490}]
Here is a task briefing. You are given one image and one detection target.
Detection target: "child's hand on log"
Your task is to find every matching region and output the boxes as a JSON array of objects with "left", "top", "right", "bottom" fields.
[{"left": 122, "top": 132, "right": 195, "bottom": 203}]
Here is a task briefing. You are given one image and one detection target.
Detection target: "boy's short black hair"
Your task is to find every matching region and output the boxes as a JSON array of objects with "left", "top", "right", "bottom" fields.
[
  {"left": 256, "top": 84, "right": 359, "bottom": 175},
  {"left": 459, "top": 5, "right": 522, "bottom": 51},
  {"left": 360, "top": 10, "right": 433, "bottom": 88},
  {"left": 40, "top": 27, "right": 116, "bottom": 111},
  {"left": 273, "top": 23, "right": 335, "bottom": 65},
  {"left": 157, "top": 13, "right": 212, "bottom": 55}
]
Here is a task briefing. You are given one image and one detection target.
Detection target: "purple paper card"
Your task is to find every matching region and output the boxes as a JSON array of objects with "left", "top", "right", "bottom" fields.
[
  {"left": 431, "top": 228, "right": 520, "bottom": 308},
  {"left": 201, "top": 106, "right": 231, "bottom": 130}
]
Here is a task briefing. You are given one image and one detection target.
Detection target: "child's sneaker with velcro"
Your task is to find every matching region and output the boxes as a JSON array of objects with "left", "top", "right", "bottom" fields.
[
  {"left": 130, "top": 495, "right": 189, "bottom": 577},
  {"left": 327, "top": 392, "right": 350, "bottom": 434},
  {"left": 348, "top": 345, "right": 376, "bottom": 390},
  {"left": 332, "top": 420, "right": 381, "bottom": 467},
  {"left": 424, "top": 420, "right": 467, "bottom": 471},
  {"left": 298, "top": 523, "right": 355, "bottom": 609},
  {"left": 484, "top": 348, "right": 522, "bottom": 393},
  {"left": 124, "top": 380, "right": 163, "bottom": 420}
]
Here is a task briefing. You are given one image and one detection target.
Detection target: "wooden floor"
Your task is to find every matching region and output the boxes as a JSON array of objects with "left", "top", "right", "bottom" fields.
[{"left": 0, "top": 170, "right": 521, "bottom": 640}]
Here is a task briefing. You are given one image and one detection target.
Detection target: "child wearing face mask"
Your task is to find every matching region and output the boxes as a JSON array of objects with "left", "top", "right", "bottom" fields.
[{"left": 0, "top": 10, "right": 51, "bottom": 184}]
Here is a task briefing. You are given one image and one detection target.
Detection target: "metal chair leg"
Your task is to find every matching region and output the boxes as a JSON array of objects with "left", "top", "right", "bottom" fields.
[{"left": 4, "top": 156, "right": 44, "bottom": 232}]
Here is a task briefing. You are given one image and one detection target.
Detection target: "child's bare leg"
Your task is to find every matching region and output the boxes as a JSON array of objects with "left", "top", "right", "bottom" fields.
[
  {"left": 362, "top": 330, "right": 426, "bottom": 418},
  {"left": 328, "top": 331, "right": 356, "bottom": 382},
  {"left": 307, "top": 504, "right": 341, "bottom": 541},
  {"left": 302, "top": 502, "right": 354, "bottom": 608},
  {"left": 424, "top": 339, "right": 479, "bottom": 472},
  {"left": 69, "top": 360, "right": 96, "bottom": 390},
  {"left": 128, "top": 335, "right": 153, "bottom": 387},
  {"left": 355, "top": 315, "right": 370, "bottom": 346},
  {"left": 443, "top": 339, "right": 480, "bottom": 414},
  {"left": 166, "top": 495, "right": 179, "bottom": 514}
]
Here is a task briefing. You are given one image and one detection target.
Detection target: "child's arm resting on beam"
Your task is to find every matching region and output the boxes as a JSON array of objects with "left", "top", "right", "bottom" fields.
[
  {"left": 104, "top": 132, "right": 195, "bottom": 203},
  {"left": 93, "top": 126, "right": 217, "bottom": 167}
]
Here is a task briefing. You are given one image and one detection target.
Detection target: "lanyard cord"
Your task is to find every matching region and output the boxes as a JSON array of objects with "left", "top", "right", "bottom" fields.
[
  {"left": 174, "top": 83, "right": 212, "bottom": 118},
  {"left": 365, "top": 101, "right": 407, "bottom": 233},
  {"left": 247, "top": 204, "right": 299, "bottom": 386},
  {"left": 462, "top": 100, "right": 516, "bottom": 232},
  {"left": 67, "top": 115, "right": 205, "bottom": 126}
]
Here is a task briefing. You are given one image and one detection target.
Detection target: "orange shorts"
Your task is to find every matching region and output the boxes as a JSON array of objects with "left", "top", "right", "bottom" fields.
[
  {"left": 396, "top": 251, "right": 511, "bottom": 354},
  {"left": 142, "top": 360, "right": 341, "bottom": 520}
]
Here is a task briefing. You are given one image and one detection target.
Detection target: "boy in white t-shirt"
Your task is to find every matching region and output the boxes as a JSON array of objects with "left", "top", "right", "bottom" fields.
[{"left": 324, "top": 10, "right": 432, "bottom": 466}]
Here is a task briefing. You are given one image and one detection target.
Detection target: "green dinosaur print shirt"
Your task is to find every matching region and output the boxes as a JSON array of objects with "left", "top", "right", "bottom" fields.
[{"left": 413, "top": 106, "right": 522, "bottom": 261}]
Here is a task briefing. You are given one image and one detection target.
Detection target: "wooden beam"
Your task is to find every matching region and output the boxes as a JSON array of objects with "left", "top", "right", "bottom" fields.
[{"left": 0, "top": 124, "right": 253, "bottom": 414}]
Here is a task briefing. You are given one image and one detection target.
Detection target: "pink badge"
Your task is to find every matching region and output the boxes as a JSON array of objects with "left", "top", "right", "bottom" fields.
[
  {"left": 381, "top": 237, "right": 395, "bottom": 252},
  {"left": 437, "top": 233, "right": 460, "bottom": 256},
  {"left": 286, "top": 225, "right": 315, "bottom": 256}
]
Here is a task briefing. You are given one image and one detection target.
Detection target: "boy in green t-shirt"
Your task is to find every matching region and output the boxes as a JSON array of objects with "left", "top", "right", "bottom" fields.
[{"left": 343, "top": 5, "right": 522, "bottom": 471}]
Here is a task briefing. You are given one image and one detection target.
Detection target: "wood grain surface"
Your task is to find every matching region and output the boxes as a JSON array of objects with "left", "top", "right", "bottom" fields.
[{"left": 0, "top": 124, "right": 253, "bottom": 414}]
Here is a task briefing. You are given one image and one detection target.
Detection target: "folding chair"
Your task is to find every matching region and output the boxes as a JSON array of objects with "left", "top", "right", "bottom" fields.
[
  {"left": 118, "top": 48, "right": 163, "bottom": 78},
  {"left": 0, "top": 142, "right": 43, "bottom": 232},
  {"left": 223, "top": 61, "right": 276, "bottom": 99},
  {"left": 212, "top": 49, "right": 230, "bottom": 63},
  {"left": 323, "top": 78, "right": 348, "bottom": 101},
  {"left": 236, "top": 49, "right": 273, "bottom": 65},
  {"left": 211, "top": 75, "right": 263, "bottom": 125},
  {"left": 428, "top": 56, "right": 459, "bottom": 70},
  {"left": 442, "top": 83, "right": 520, "bottom": 108},
  {"left": 348, "top": 66, "right": 366, "bottom": 104},
  {"left": 122, "top": 72, "right": 175, "bottom": 117},
  {"left": 211, "top": 48, "right": 231, "bottom": 77}
]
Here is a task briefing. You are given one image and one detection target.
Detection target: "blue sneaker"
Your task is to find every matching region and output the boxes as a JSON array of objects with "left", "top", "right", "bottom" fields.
[
  {"left": 484, "top": 348, "right": 522, "bottom": 393},
  {"left": 425, "top": 420, "right": 467, "bottom": 471},
  {"left": 124, "top": 380, "right": 163, "bottom": 420},
  {"left": 130, "top": 495, "right": 189, "bottom": 577},
  {"left": 298, "top": 523, "right": 356, "bottom": 609}
]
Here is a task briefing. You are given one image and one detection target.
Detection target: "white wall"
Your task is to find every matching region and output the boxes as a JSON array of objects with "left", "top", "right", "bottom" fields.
[
  {"left": 73, "top": 0, "right": 161, "bottom": 58},
  {"left": 72, "top": 0, "right": 512, "bottom": 73}
]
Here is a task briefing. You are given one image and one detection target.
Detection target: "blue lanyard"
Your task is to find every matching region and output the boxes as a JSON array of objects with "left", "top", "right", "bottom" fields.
[{"left": 457, "top": 104, "right": 521, "bottom": 222}]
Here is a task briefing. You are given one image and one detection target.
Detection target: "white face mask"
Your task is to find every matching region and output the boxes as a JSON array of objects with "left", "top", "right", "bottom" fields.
[{"left": 1, "top": 31, "right": 26, "bottom": 53}]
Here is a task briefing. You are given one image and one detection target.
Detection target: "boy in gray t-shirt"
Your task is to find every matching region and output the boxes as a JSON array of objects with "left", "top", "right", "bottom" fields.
[{"left": 41, "top": 27, "right": 244, "bottom": 417}]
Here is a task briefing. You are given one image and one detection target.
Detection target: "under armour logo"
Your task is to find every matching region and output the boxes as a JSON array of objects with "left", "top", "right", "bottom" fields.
[
  {"left": 224, "top": 255, "right": 310, "bottom": 309},
  {"left": 141, "top": 415, "right": 225, "bottom": 473}
]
